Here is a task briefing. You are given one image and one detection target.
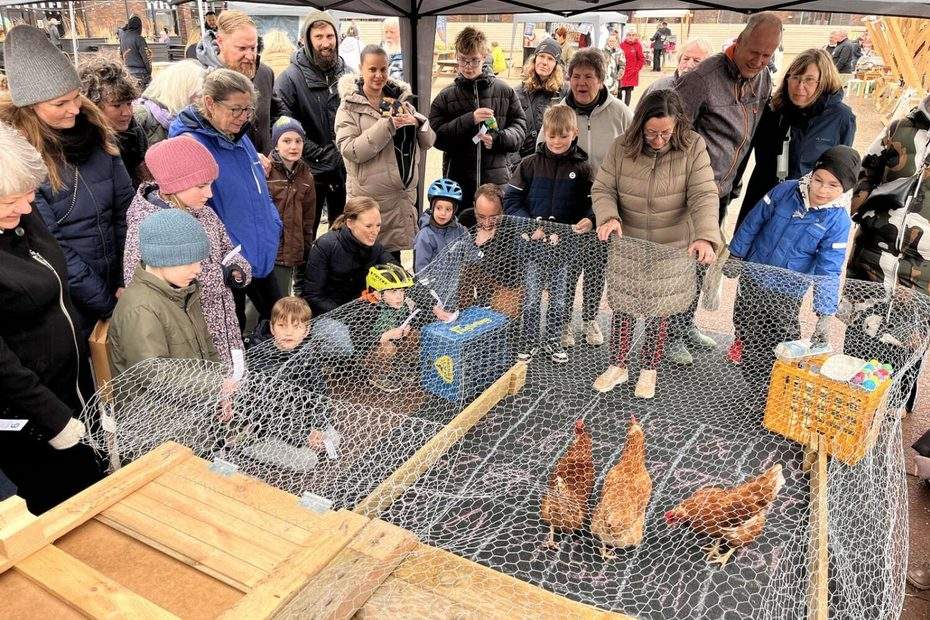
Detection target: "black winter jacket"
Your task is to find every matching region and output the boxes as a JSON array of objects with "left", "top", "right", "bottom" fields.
[
  {"left": 118, "top": 16, "right": 151, "bottom": 78},
  {"left": 117, "top": 117, "right": 149, "bottom": 189},
  {"left": 275, "top": 48, "right": 350, "bottom": 184},
  {"left": 512, "top": 83, "right": 569, "bottom": 162},
  {"left": 33, "top": 122, "right": 133, "bottom": 338},
  {"left": 832, "top": 38, "right": 857, "bottom": 74},
  {"left": 301, "top": 226, "right": 396, "bottom": 316},
  {"left": 0, "top": 210, "right": 92, "bottom": 445},
  {"left": 429, "top": 68, "right": 527, "bottom": 192}
]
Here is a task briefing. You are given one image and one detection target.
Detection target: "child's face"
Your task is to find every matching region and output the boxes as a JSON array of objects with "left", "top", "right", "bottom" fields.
[
  {"left": 382, "top": 288, "right": 406, "bottom": 309},
  {"left": 545, "top": 128, "right": 577, "bottom": 155},
  {"left": 174, "top": 183, "right": 213, "bottom": 210},
  {"left": 457, "top": 49, "right": 485, "bottom": 80},
  {"left": 432, "top": 199, "right": 455, "bottom": 226},
  {"left": 276, "top": 131, "right": 304, "bottom": 163},
  {"left": 270, "top": 319, "right": 309, "bottom": 350},
  {"left": 808, "top": 169, "right": 845, "bottom": 207}
]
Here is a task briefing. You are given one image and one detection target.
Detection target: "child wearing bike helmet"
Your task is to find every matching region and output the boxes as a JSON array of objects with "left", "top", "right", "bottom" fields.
[
  {"left": 414, "top": 178, "right": 468, "bottom": 272},
  {"left": 363, "top": 264, "right": 421, "bottom": 392}
]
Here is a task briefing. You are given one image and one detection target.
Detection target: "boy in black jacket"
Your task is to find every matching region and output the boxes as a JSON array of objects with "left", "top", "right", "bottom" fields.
[
  {"left": 504, "top": 105, "right": 594, "bottom": 363},
  {"left": 428, "top": 26, "right": 527, "bottom": 205}
]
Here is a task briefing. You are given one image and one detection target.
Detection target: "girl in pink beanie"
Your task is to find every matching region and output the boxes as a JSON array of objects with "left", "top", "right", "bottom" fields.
[{"left": 123, "top": 136, "right": 252, "bottom": 368}]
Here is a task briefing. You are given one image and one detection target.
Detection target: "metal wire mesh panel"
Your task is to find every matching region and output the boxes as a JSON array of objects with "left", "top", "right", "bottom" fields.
[{"left": 82, "top": 216, "right": 929, "bottom": 619}]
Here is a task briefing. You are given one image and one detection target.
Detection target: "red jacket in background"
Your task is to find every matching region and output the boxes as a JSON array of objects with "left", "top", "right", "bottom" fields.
[{"left": 620, "top": 40, "right": 646, "bottom": 88}]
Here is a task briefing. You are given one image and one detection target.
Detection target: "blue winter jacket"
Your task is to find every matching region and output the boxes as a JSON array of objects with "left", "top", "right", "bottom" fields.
[
  {"left": 169, "top": 107, "right": 282, "bottom": 277},
  {"left": 413, "top": 210, "right": 467, "bottom": 273},
  {"left": 730, "top": 179, "right": 851, "bottom": 315},
  {"left": 34, "top": 146, "right": 133, "bottom": 336}
]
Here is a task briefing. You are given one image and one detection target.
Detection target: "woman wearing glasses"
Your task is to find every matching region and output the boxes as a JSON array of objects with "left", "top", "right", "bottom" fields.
[
  {"left": 735, "top": 49, "right": 855, "bottom": 231},
  {"left": 170, "top": 68, "right": 283, "bottom": 327},
  {"left": 589, "top": 89, "right": 720, "bottom": 398}
]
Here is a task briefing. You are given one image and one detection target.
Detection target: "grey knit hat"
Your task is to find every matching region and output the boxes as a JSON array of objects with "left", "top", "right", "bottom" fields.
[
  {"left": 3, "top": 25, "right": 82, "bottom": 107},
  {"left": 301, "top": 10, "right": 338, "bottom": 39},
  {"left": 139, "top": 209, "right": 209, "bottom": 268},
  {"left": 535, "top": 38, "right": 563, "bottom": 62}
]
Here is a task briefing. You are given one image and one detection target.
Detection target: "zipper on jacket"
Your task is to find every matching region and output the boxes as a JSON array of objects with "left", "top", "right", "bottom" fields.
[
  {"left": 647, "top": 152, "right": 659, "bottom": 242},
  {"left": 474, "top": 82, "right": 482, "bottom": 186},
  {"left": 30, "top": 250, "right": 87, "bottom": 410}
]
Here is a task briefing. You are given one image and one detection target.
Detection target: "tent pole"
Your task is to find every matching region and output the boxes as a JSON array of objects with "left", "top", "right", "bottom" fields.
[
  {"left": 197, "top": 0, "right": 205, "bottom": 38},
  {"left": 68, "top": 1, "right": 78, "bottom": 66},
  {"left": 509, "top": 19, "right": 517, "bottom": 77}
]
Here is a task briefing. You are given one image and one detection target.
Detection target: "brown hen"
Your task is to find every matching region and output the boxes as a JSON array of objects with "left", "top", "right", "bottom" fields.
[
  {"left": 540, "top": 419, "right": 595, "bottom": 549},
  {"left": 665, "top": 463, "right": 785, "bottom": 565},
  {"left": 591, "top": 416, "right": 652, "bottom": 559}
]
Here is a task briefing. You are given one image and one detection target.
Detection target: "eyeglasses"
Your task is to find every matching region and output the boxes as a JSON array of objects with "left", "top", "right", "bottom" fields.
[
  {"left": 457, "top": 56, "right": 483, "bottom": 68},
  {"left": 216, "top": 101, "right": 255, "bottom": 119},
  {"left": 644, "top": 129, "right": 674, "bottom": 141},
  {"left": 788, "top": 75, "right": 820, "bottom": 88}
]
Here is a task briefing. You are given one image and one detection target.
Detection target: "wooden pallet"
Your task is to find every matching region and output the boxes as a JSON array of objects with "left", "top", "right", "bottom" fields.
[{"left": 0, "top": 365, "right": 630, "bottom": 619}]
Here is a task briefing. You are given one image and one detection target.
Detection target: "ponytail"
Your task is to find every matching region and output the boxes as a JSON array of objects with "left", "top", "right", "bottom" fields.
[{"left": 332, "top": 196, "right": 380, "bottom": 231}]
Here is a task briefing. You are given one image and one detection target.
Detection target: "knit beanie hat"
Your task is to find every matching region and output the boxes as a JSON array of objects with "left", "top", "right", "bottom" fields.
[
  {"left": 301, "top": 10, "right": 338, "bottom": 41},
  {"left": 145, "top": 137, "right": 219, "bottom": 195},
  {"left": 3, "top": 25, "right": 82, "bottom": 107},
  {"left": 535, "top": 38, "right": 562, "bottom": 62},
  {"left": 813, "top": 145, "right": 861, "bottom": 192},
  {"left": 139, "top": 209, "right": 209, "bottom": 268},
  {"left": 272, "top": 116, "right": 306, "bottom": 148}
]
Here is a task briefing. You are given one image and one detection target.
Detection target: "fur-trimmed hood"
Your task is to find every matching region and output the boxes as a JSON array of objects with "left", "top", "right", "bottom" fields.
[{"left": 337, "top": 72, "right": 413, "bottom": 103}]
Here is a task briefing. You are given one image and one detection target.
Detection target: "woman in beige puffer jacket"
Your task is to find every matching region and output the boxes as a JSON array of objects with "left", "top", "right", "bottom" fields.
[
  {"left": 335, "top": 48, "right": 435, "bottom": 254},
  {"left": 589, "top": 89, "right": 721, "bottom": 398}
]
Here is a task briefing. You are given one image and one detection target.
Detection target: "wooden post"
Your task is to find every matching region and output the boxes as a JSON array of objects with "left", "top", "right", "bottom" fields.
[
  {"left": 806, "top": 435, "right": 829, "bottom": 620},
  {"left": 354, "top": 363, "right": 526, "bottom": 519}
]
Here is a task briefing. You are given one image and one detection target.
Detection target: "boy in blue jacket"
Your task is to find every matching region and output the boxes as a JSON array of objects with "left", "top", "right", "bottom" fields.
[
  {"left": 504, "top": 105, "right": 595, "bottom": 363},
  {"left": 727, "top": 145, "right": 861, "bottom": 378},
  {"left": 414, "top": 178, "right": 467, "bottom": 273}
]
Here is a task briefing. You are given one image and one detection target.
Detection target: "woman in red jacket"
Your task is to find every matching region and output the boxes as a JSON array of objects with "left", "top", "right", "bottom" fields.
[{"left": 619, "top": 30, "right": 646, "bottom": 106}]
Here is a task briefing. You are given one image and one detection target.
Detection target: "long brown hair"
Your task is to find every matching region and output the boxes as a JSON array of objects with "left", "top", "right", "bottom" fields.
[
  {"left": 522, "top": 55, "right": 564, "bottom": 94},
  {"left": 771, "top": 48, "right": 842, "bottom": 111},
  {"left": 620, "top": 89, "right": 693, "bottom": 159},
  {"left": 0, "top": 91, "right": 118, "bottom": 192},
  {"left": 331, "top": 196, "right": 380, "bottom": 230}
]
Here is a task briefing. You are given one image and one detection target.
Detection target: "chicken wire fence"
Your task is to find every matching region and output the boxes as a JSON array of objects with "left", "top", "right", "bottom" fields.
[{"left": 81, "top": 216, "right": 930, "bottom": 619}]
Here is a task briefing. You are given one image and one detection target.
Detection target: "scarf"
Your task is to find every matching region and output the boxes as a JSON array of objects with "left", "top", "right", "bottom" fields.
[
  {"left": 58, "top": 113, "right": 103, "bottom": 166},
  {"left": 566, "top": 85, "right": 608, "bottom": 116}
]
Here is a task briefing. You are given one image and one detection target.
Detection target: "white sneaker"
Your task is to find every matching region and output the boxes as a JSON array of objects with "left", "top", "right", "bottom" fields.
[
  {"left": 584, "top": 320, "right": 605, "bottom": 346},
  {"left": 634, "top": 369, "right": 657, "bottom": 399},
  {"left": 687, "top": 327, "right": 716, "bottom": 350},
  {"left": 561, "top": 325, "right": 576, "bottom": 348},
  {"left": 593, "top": 366, "right": 628, "bottom": 393}
]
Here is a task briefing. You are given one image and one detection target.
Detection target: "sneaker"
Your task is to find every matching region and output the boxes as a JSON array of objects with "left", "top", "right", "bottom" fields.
[
  {"left": 687, "top": 327, "right": 716, "bottom": 350},
  {"left": 634, "top": 369, "right": 657, "bottom": 399},
  {"left": 369, "top": 375, "right": 400, "bottom": 393},
  {"left": 561, "top": 325, "right": 576, "bottom": 348},
  {"left": 593, "top": 366, "right": 629, "bottom": 393},
  {"left": 517, "top": 346, "right": 538, "bottom": 363},
  {"left": 666, "top": 339, "right": 693, "bottom": 366},
  {"left": 546, "top": 341, "right": 568, "bottom": 364},
  {"left": 584, "top": 320, "right": 605, "bottom": 346},
  {"left": 727, "top": 339, "right": 743, "bottom": 365}
]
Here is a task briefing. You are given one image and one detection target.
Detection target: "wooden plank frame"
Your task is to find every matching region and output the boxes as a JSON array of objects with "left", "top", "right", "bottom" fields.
[{"left": 805, "top": 435, "right": 829, "bottom": 620}]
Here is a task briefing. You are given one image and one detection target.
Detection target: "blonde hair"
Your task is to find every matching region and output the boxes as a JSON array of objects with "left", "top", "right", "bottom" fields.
[
  {"left": 455, "top": 26, "right": 487, "bottom": 56},
  {"left": 142, "top": 60, "right": 206, "bottom": 116},
  {"left": 0, "top": 121, "right": 48, "bottom": 196},
  {"left": 271, "top": 296, "right": 312, "bottom": 326},
  {"left": 197, "top": 68, "right": 257, "bottom": 117},
  {"left": 772, "top": 48, "right": 842, "bottom": 111},
  {"left": 522, "top": 54, "right": 564, "bottom": 94},
  {"left": 216, "top": 9, "right": 256, "bottom": 35},
  {"left": 331, "top": 196, "right": 380, "bottom": 230},
  {"left": 0, "top": 91, "right": 118, "bottom": 192},
  {"left": 542, "top": 104, "right": 577, "bottom": 136}
]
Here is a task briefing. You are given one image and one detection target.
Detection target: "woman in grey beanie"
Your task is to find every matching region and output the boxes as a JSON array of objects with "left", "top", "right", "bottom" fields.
[{"left": 0, "top": 25, "right": 134, "bottom": 340}]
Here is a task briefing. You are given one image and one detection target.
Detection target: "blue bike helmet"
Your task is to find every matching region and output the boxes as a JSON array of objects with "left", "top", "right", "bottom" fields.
[{"left": 427, "top": 178, "right": 463, "bottom": 206}]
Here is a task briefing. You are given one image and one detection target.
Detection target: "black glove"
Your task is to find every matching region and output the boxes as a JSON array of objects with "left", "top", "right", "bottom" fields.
[
  {"left": 223, "top": 263, "right": 247, "bottom": 289},
  {"left": 721, "top": 256, "right": 743, "bottom": 279}
]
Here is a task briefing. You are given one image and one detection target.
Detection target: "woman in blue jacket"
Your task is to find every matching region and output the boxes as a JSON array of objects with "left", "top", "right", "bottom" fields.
[
  {"left": 727, "top": 146, "right": 860, "bottom": 379},
  {"left": 1, "top": 25, "right": 133, "bottom": 339},
  {"left": 170, "top": 68, "right": 283, "bottom": 328},
  {"left": 736, "top": 49, "right": 856, "bottom": 232}
]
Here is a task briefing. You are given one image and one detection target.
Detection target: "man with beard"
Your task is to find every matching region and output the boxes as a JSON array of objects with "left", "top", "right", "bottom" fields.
[
  {"left": 275, "top": 10, "right": 349, "bottom": 237},
  {"left": 197, "top": 9, "right": 279, "bottom": 154}
]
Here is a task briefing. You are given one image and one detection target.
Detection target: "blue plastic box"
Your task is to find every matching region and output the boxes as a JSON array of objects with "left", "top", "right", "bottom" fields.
[{"left": 420, "top": 306, "right": 511, "bottom": 402}]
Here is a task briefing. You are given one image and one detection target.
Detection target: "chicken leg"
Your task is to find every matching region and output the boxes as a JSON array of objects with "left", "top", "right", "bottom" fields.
[
  {"left": 600, "top": 542, "right": 616, "bottom": 560},
  {"left": 703, "top": 539, "right": 736, "bottom": 566},
  {"left": 545, "top": 526, "right": 558, "bottom": 550}
]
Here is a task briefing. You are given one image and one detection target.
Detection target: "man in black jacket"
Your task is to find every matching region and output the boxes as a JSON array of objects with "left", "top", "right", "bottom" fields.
[
  {"left": 429, "top": 27, "right": 526, "bottom": 207},
  {"left": 831, "top": 30, "right": 857, "bottom": 75},
  {"left": 197, "top": 9, "right": 280, "bottom": 155},
  {"left": 275, "top": 10, "right": 349, "bottom": 237},
  {"left": 118, "top": 15, "right": 151, "bottom": 89}
]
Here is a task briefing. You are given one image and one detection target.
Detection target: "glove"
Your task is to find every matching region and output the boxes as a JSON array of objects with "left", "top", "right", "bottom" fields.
[
  {"left": 721, "top": 256, "right": 743, "bottom": 279},
  {"left": 812, "top": 314, "right": 832, "bottom": 346},
  {"left": 48, "top": 417, "right": 86, "bottom": 450},
  {"left": 223, "top": 263, "right": 247, "bottom": 289}
]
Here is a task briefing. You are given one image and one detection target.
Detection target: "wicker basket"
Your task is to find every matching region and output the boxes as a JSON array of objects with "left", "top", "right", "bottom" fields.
[{"left": 763, "top": 354, "right": 891, "bottom": 465}]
